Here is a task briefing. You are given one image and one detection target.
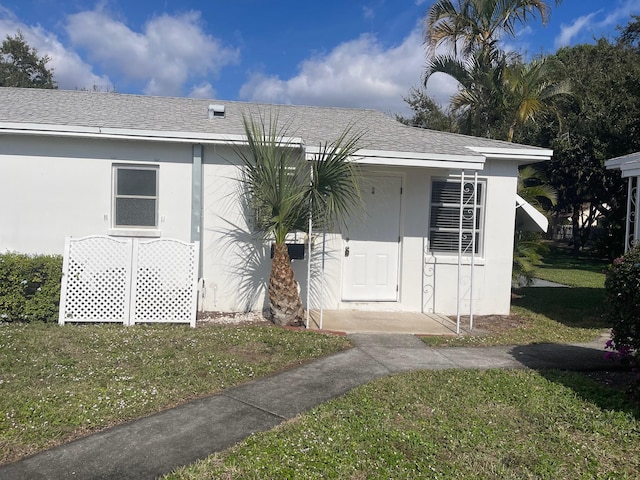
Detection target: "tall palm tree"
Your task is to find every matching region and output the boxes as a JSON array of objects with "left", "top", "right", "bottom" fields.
[
  {"left": 424, "top": 0, "right": 559, "bottom": 58},
  {"left": 423, "top": 0, "right": 562, "bottom": 138},
  {"left": 426, "top": 46, "right": 509, "bottom": 137},
  {"left": 236, "top": 113, "right": 363, "bottom": 327}
]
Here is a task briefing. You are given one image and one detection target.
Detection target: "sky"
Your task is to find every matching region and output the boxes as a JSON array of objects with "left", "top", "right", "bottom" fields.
[{"left": 0, "top": 0, "right": 638, "bottom": 116}]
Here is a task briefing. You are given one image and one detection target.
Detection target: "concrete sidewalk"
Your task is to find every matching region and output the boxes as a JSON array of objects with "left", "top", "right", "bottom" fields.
[{"left": 0, "top": 333, "right": 614, "bottom": 480}]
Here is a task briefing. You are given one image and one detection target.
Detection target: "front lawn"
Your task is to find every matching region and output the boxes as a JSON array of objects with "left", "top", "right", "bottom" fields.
[
  {"left": 0, "top": 322, "right": 351, "bottom": 465},
  {"left": 167, "top": 369, "right": 640, "bottom": 479},
  {"left": 422, "top": 244, "right": 611, "bottom": 347},
  {"left": 533, "top": 245, "right": 609, "bottom": 288}
]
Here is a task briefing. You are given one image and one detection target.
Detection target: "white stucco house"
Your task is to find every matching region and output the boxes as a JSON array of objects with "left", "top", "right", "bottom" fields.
[{"left": 0, "top": 87, "right": 551, "bottom": 324}]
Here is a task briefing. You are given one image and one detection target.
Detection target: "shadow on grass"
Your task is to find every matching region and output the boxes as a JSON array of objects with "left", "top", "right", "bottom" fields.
[
  {"left": 540, "top": 245, "right": 610, "bottom": 274},
  {"left": 509, "top": 343, "right": 639, "bottom": 419},
  {"left": 512, "top": 286, "right": 609, "bottom": 329}
]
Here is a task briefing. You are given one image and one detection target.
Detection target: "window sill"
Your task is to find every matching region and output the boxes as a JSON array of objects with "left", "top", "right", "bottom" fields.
[
  {"left": 108, "top": 228, "right": 161, "bottom": 238},
  {"left": 426, "top": 254, "right": 486, "bottom": 266}
]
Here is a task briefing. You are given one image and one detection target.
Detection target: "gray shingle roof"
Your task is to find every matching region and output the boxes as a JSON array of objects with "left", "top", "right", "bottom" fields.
[{"left": 0, "top": 87, "right": 542, "bottom": 156}]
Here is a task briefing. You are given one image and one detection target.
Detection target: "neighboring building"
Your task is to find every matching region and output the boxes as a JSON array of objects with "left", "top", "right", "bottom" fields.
[
  {"left": 0, "top": 87, "right": 551, "bottom": 318},
  {"left": 606, "top": 151, "right": 640, "bottom": 251}
]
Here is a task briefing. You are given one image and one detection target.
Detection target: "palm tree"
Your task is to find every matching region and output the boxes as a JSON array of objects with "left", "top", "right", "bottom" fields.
[
  {"left": 423, "top": 0, "right": 562, "bottom": 138},
  {"left": 503, "top": 57, "right": 571, "bottom": 142},
  {"left": 424, "top": 0, "right": 559, "bottom": 58},
  {"left": 425, "top": 46, "right": 509, "bottom": 137},
  {"left": 514, "top": 165, "right": 557, "bottom": 284},
  {"left": 236, "top": 113, "right": 364, "bottom": 327}
]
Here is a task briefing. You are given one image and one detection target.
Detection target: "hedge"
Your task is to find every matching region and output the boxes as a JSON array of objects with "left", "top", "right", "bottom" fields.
[{"left": 0, "top": 252, "right": 63, "bottom": 323}]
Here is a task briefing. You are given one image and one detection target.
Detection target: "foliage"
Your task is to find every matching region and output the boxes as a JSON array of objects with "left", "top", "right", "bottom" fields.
[
  {"left": 167, "top": 369, "right": 639, "bottom": 479},
  {"left": 604, "top": 245, "right": 640, "bottom": 355},
  {"left": 513, "top": 166, "right": 557, "bottom": 283},
  {"left": 513, "top": 232, "right": 548, "bottom": 284},
  {"left": 424, "top": 0, "right": 559, "bottom": 60},
  {"left": 0, "top": 31, "right": 56, "bottom": 89},
  {"left": 618, "top": 14, "right": 640, "bottom": 48},
  {"left": 522, "top": 34, "right": 640, "bottom": 254},
  {"left": 235, "top": 113, "right": 364, "bottom": 325},
  {"left": 396, "top": 87, "right": 455, "bottom": 132},
  {"left": 0, "top": 252, "right": 62, "bottom": 323},
  {"left": 422, "top": 1, "right": 564, "bottom": 139},
  {"left": 426, "top": 46, "right": 510, "bottom": 138},
  {"left": 0, "top": 322, "right": 351, "bottom": 464},
  {"left": 503, "top": 56, "right": 571, "bottom": 142}
]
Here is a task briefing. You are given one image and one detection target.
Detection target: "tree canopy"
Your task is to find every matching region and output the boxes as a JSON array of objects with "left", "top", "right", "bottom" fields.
[
  {"left": 0, "top": 31, "right": 56, "bottom": 89},
  {"left": 520, "top": 35, "right": 640, "bottom": 254},
  {"left": 422, "top": 0, "right": 566, "bottom": 139}
]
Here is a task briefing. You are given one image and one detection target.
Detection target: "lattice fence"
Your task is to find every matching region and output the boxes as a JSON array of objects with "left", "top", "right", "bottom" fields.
[{"left": 59, "top": 236, "right": 199, "bottom": 327}]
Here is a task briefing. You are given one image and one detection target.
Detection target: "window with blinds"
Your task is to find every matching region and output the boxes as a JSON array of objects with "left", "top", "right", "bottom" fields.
[{"left": 429, "top": 178, "right": 484, "bottom": 254}]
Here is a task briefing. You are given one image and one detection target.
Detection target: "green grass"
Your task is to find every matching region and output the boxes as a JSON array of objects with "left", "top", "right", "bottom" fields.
[
  {"left": 533, "top": 245, "right": 609, "bottom": 288},
  {"left": 166, "top": 369, "right": 640, "bottom": 479},
  {"left": 0, "top": 322, "right": 351, "bottom": 464},
  {"left": 422, "top": 244, "right": 611, "bottom": 347}
]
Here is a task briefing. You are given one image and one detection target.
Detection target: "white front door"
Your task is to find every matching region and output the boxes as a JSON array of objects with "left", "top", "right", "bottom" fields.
[{"left": 342, "top": 175, "right": 402, "bottom": 301}]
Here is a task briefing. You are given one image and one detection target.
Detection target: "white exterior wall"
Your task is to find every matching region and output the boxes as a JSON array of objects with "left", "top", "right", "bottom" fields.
[
  {"left": 0, "top": 135, "right": 192, "bottom": 255},
  {"left": 200, "top": 145, "right": 272, "bottom": 312},
  {"left": 1, "top": 134, "right": 519, "bottom": 317},
  {"left": 300, "top": 162, "right": 518, "bottom": 316},
  {"left": 426, "top": 161, "right": 518, "bottom": 316}
]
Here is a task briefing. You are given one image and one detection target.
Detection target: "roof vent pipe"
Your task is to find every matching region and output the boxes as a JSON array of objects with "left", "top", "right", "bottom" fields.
[{"left": 208, "top": 104, "right": 225, "bottom": 119}]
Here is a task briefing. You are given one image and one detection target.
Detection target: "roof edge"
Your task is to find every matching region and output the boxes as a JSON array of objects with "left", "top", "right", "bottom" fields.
[
  {"left": 0, "top": 122, "right": 304, "bottom": 146},
  {"left": 466, "top": 146, "right": 553, "bottom": 163}
]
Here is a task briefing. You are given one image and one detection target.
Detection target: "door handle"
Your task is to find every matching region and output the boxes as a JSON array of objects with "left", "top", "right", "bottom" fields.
[{"left": 345, "top": 246, "right": 350, "bottom": 257}]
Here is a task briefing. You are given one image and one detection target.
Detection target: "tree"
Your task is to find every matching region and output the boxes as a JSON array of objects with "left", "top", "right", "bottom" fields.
[
  {"left": 618, "top": 14, "right": 640, "bottom": 48},
  {"left": 424, "top": 0, "right": 559, "bottom": 59},
  {"left": 236, "top": 114, "right": 364, "bottom": 326},
  {"left": 513, "top": 165, "right": 557, "bottom": 283},
  {"left": 521, "top": 34, "right": 640, "bottom": 254},
  {"left": 396, "top": 87, "right": 455, "bottom": 132},
  {"left": 0, "top": 31, "right": 56, "bottom": 89},
  {"left": 422, "top": 0, "right": 562, "bottom": 139},
  {"left": 425, "top": 45, "right": 509, "bottom": 137},
  {"left": 503, "top": 57, "right": 571, "bottom": 142}
]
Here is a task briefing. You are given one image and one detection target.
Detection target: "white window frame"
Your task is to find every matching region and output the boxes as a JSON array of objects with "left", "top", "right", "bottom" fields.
[
  {"left": 429, "top": 177, "right": 485, "bottom": 256},
  {"left": 109, "top": 164, "right": 160, "bottom": 237}
]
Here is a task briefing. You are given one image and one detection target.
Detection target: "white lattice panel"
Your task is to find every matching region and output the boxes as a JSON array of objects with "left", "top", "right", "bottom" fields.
[
  {"left": 133, "top": 239, "right": 198, "bottom": 326},
  {"left": 59, "top": 236, "right": 199, "bottom": 327},
  {"left": 59, "top": 236, "right": 131, "bottom": 323}
]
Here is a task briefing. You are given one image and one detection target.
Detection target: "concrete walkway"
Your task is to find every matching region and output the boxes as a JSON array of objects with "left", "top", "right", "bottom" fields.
[{"left": 0, "top": 332, "right": 614, "bottom": 480}]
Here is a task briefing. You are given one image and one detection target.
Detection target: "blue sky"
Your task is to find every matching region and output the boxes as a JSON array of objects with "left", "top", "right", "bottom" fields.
[{"left": 0, "top": 1, "right": 638, "bottom": 115}]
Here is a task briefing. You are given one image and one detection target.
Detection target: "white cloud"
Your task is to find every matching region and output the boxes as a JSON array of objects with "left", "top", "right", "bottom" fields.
[
  {"left": 601, "top": 0, "right": 640, "bottom": 27},
  {"left": 0, "top": 8, "right": 111, "bottom": 90},
  {"left": 188, "top": 82, "right": 216, "bottom": 99},
  {"left": 65, "top": 9, "right": 239, "bottom": 96},
  {"left": 239, "top": 28, "right": 451, "bottom": 116},
  {"left": 555, "top": 13, "right": 598, "bottom": 48},
  {"left": 363, "top": 6, "right": 374, "bottom": 20},
  {"left": 555, "top": 1, "right": 640, "bottom": 49}
]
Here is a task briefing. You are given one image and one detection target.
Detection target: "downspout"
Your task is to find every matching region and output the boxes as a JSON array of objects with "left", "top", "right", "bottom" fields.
[{"left": 191, "top": 144, "right": 204, "bottom": 309}]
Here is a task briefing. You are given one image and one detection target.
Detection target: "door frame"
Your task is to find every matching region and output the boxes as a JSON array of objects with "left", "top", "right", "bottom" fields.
[{"left": 340, "top": 170, "right": 405, "bottom": 302}]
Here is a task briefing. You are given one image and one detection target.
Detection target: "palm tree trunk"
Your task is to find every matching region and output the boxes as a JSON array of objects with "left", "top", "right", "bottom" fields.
[{"left": 269, "top": 243, "right": 305, "bottom": 326}]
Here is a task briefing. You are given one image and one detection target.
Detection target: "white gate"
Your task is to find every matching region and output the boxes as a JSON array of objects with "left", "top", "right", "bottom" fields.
[{"left": 59, "top": 236, "right": 199, "bottom": 327}]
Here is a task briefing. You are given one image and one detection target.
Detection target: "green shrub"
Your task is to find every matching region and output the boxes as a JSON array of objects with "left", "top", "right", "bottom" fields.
[
  {"left": 0, "top": 252, "right": 63, "bottom": 323},
  {"left": 604, "top": 245, "right": 640, "bottom": 363}
]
